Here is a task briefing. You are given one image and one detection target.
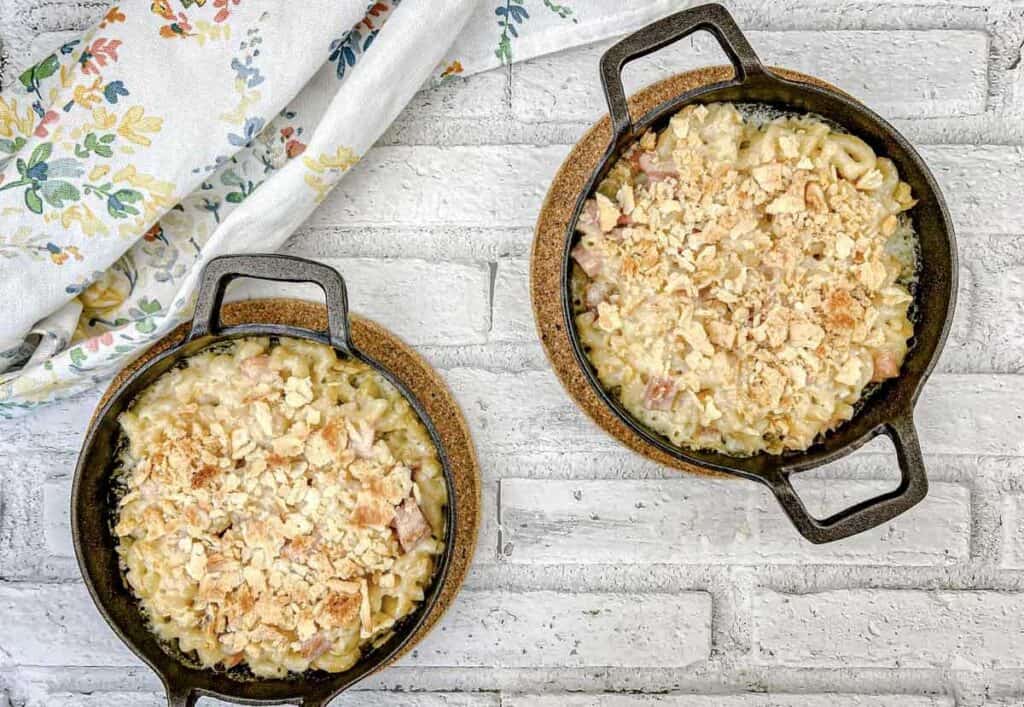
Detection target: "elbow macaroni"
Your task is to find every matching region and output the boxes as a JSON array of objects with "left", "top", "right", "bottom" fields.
[
  {"left": 114, "top": 336, "right": 447, "bottom": 678},
  {"left": 572, "top": 102, "right": 917, "bottom": 456}
]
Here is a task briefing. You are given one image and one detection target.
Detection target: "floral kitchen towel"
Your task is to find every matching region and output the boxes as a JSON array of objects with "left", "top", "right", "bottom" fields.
[{"left": 0, "top": 0, "right": 685, "bottom": 415}]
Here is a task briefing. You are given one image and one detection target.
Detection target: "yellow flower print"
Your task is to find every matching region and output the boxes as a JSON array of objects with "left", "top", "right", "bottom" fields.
[
  {"left": 194, "top": 20, "right": 232, "bottom": 46},
  {"left": 72, "top": 78, "right": 105, "bottom": 109},
  {"left": 87, "top": 106, "right": 118, "bottom": 132},
  {"left": 67, "top": 207, "right": 106, "bottom": 235},
  {"left": 220, "top": 89, "right": 260, "bottom": 125},
  {"left": 304, "top": 146, "right": 360, "bottom": 173},
  {"left": 303, "top": 146, "right": 360, "bottom": 203},
  {"left": 79, "top": 267, "right": 130, "bottom": 310},
  {"left": 60, "top": 204, "right": 109, "bottom": 237},
  {"left": 113, "top": 165, "right": 174, "bottom": 197},
  {"left": 112, "top": 165, "right": 176, "bottom": 226},
  {"left": 49, "top": 244, "right": 82, "bottom": 265},
  {"left": 59, "top": 63, "right": 75, "bottom": 90},
  {"left": 0, "top": 96, "right": 35, "bottom": 138},
  {"left": 117, "top": 106, "right": 163, "bottom": 146},
  {"left": 89, "top": 165, "right": 110, "bottom": 181}
]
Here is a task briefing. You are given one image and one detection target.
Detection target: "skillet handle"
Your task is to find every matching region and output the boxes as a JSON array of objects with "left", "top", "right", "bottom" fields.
[
  {"left": 187, "top": 253, "right": 353, "bottom": 354},
  {"left": 599, "top": 3, "right": 766, "bottom": 148},
  {"left": 165, "top": 687, "right": 196, "bottom": 707},
  {"left": 768, "top": 414, "right": 929, "bottom": 544}
]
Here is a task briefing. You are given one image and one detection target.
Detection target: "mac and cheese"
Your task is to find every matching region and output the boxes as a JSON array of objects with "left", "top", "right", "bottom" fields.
[
  {"left": 572, "top": 102, "right": 916, "bottom": 456},
  {"left": 114, "top": 336, "right": 447, "bottom": 677}
]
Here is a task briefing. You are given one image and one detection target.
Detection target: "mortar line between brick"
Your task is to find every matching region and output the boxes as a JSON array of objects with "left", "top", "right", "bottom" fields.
[
  {"left": 486, "top": 261, "right": 498, "bottom": 334},
  {"left": 496, "top": 478, "right": 504, "bottom": 562}
]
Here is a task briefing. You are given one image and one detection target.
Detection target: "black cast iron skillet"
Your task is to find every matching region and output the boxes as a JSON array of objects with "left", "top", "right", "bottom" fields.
[
  {"left": 72, "top": 254, "right": 456, "bottom": 705},
  {"left": 562, "top": 4, "right": 957, "bottom": 544}
]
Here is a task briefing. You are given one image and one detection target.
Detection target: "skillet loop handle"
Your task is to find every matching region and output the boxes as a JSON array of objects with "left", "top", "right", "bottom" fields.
[
  {"left": 599, "top": 3, "right": 766, "bottom": 148},
  {"left": 165, "top": 686, "right": 197, "bottom": 707},
  {"left": 188, "top": 254, "right": 353, "bottom": 354},
  {"left": 770, "top": 415, "right": 928, "bottom": 544}
]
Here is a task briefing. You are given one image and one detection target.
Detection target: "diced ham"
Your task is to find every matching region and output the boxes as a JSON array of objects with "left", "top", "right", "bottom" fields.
[
  {"left": 392, "top": 498, "right": 432, "bottom": 552},
  {"left": 638, "top": 152, "right": 676, "bottom": 180},
  {"left": 643, "top": 377, "right": 678, "bottom": 411},
  {"left": 585, "top": 281, "right": 611, "bottom": 309},
  {"left": 577, "top": 200, "right": 602, "bottom": 238},
  {"left": 240, "top": 355, "right": 274, "bottom": 382},
  {"left": 300, "top": 633, "right": 332, "bottom": 660},
  {"left": 871, "top": 350, "right": 901, "bottom": 382},
  {"left": 571, "top": 244, "right": 603, "bottom": 278},
  {"left": 628, "top": 149, "right": 643, "bottom": 171}
]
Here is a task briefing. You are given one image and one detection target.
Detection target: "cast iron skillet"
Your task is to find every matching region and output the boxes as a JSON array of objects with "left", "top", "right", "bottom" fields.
[
  {"left": 561, "top": 4, "right": 957, "bottom": 544},
  {"left": 72, "top": 254, "right": 456, "bottom": 705}
]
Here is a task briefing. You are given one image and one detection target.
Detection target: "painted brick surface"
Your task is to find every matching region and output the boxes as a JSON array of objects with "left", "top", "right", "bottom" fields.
[
  {"left": 512, "top": 31, "right": 988, "bottom": 122},
  {"left": 402, "top": 590, "right": 711, "bottom": 668},
  {"left": 311, "top": 145, "right": 1024, "bottom": 236},
  {"left": 1002, "top": 493, "right": 1024, "bottom": 570},
  {"left": 448, "top": 369, "right": 1024, "bottom": 456},
  {"left": 226, "top": 256, "right": 493, "bottom": 346},
  {"left": 499, "top": 479, "right": 969, "bottom": 566},
  {"left": 0, "top": 583, "right": 138, "bottom": 666},
  {"left": 310, "top": 145, "right": 567, "bottom": 229},
  {"left": 505, "top": 696, "right": 954, "bottom": 707},
  {"left": 754, "top": 590, "right": 1024, "bottom": 669}
]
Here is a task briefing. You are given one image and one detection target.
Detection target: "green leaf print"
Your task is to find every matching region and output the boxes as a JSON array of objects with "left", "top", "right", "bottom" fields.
[
  {"left": 76, "top": 132, "right": 115, "bottom": 159},
  {"left": 542, "top": 0, "right": 576, "bottom": 20},
  {"left": 138, "top": 297, "right": 161, "bottom": 315},
  {"left": 0, "top": 137, "right": 27, "bottom": 156},
  {"left": 40, "top": 180, "right": 80, "bottom": 208},
  {"left": 34, "top": 55, "right": 60, "bottom": 81},
  {"left": 69, "top": 347, "right": 86, "bottom": 367},
  {"left": 19, "top": 54, "right": 59, "bottom": 93},
  {"left": 27, "top": 143, "right": 53, "bottom": 169},
  {"left": 107, "top": 188, "right": 142, "bottom": 218},
  {"left": 496, "top": 34, "right": 512, "bottom": 64},
  {"left": 24, "top": 188, "right": 43, "bottom": 214}
]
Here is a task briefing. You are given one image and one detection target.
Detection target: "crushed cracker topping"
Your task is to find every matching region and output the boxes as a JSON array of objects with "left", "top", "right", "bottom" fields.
[
  {"left": 572, "top": 102, "right": 916, "bottom": 455},
  {"left": 114, "top": 337, "right": 447, "bottom": 677}
]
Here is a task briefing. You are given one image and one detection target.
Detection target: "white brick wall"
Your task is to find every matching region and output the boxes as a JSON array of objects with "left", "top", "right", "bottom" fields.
[
  {"left": 753, "top": 590, "right": 1024, "bottom": 670},
  {"left": 3, "top": 1, "right": 1024, "bottom": 706},
  {"left": 511, "top": 31, "right": 989, "bottom": 122},
  {"left": 505, "top": 697, "right": 954, "bottom": 707},
  {"left": 499, "top": 479, "right": 970, "bottom": 566}
]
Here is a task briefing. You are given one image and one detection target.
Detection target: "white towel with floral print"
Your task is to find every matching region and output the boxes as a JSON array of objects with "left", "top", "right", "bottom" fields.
[{"left": 0, "top": 0, "right": 685, "bottom": 414}]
